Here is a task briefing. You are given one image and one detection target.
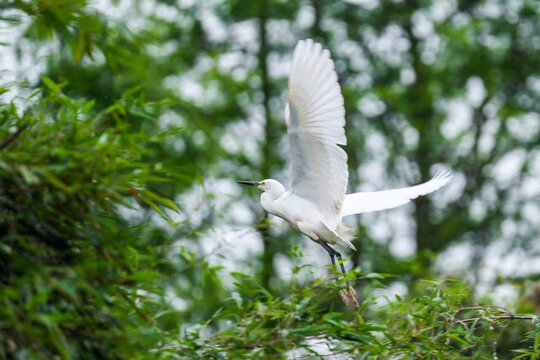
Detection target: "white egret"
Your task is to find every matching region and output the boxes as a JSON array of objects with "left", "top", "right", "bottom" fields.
[{"left": 239, "top": 39, "right": 452, "bottom": 278}]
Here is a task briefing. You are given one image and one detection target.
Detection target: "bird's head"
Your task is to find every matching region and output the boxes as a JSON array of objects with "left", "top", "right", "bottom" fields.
[{"left": 237, "top": 179, "right": 285, "bottom": 197}]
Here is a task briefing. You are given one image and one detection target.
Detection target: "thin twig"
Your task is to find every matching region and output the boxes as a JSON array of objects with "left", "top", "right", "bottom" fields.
[
  {"left": 0, "top": 206, "right": 16, "bottom": 233},
  {"left": 453, "top": 305, "right": 511, "bottom": 316},
  {"left": 117, "top": 289, "right": 154, "bottom": 324},
  {"left": 452, "top": 305, "right": 537, "bottom": 324},
  {"left": 161, "top": 344, "right": 191, "bottom": 351},
  {"left": 0, "top": 125, "right": 28, "bottom": 152},
  {"left": 459, "top": 315, "right": 537, "bottom": 324}
]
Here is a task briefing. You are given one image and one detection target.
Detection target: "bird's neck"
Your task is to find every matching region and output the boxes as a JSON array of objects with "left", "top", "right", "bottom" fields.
[
  {"left": 260, "top": 188, "right": 285, "bottom": 212},
  {"left": 262, "top": 188, "right": 285, "bottom": 201}
]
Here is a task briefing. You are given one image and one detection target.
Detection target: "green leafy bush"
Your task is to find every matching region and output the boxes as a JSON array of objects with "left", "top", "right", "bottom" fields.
[
  {"left": 161, "top": 260, "right": 539, "bottom": 359},
  {"left": 0, "top": 80, "right": 183, "bottom": 359}
]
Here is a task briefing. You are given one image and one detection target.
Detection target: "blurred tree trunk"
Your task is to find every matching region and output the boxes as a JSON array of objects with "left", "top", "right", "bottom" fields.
[
  {"left": 310, "top": 0, "right": 327, "bottom": 43},
  {"left": 404, "top": 0, "right": 437, "bottom": 269},
  {"left": 258, "top": 0, "right": 275, "bottom": 288},
  {"left": 346, "top": 120, "right": 365, "bottom": 270}
]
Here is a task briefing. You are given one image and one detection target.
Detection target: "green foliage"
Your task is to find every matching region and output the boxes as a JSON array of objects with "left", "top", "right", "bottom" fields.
[
  {"left": 12, "top": 0, "right": 103, "bottom": 62},
  {"left": 0, "top": 78, "right": 184, "bottom": 358},
  {"left": 162, "top": 264, "right": 539, "bottom": 359}
]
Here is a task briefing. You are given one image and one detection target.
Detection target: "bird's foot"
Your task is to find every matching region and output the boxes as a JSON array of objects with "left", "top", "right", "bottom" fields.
[
  {"left": 339, "top": 289, "right": 351, "bottom": 307},
  {"left": 348, "top": 285, "right": 360, "bottom": 309},
  {"left": 338, "top": 285, "right": 360, "bottom": 309}
]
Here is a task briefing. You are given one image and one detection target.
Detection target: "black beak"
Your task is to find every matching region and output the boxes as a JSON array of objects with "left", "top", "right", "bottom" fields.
[{"left": 237, "top": 181, "right": 260, "bottom": 187}]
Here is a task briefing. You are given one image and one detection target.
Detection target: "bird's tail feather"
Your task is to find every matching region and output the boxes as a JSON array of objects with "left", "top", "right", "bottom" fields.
[
  {"left": 321, "top": 222, "right": 357, "bottom": 250},
  {"left": 336, "top": 223, "right": 356, "bottom": 250}
]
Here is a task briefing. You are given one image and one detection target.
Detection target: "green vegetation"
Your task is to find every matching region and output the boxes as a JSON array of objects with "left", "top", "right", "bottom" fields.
[{"left": 0, "top": 0, "right": 538, "bottom": 359}]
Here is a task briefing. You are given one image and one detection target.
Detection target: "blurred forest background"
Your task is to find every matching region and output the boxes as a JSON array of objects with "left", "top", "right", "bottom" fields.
[{"left": 0, "top": 0, "right": 539, "bottom": 358}]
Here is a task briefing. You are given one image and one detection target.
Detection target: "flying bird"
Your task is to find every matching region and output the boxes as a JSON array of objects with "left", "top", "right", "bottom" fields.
[{"left": 239, "top": 39, "right": 451, "bottom": 280}]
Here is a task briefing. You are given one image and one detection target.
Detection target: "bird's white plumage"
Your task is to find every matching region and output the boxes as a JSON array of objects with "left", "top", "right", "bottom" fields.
[
  {"left": 286, "top": 39, "right": 348, "bottom": 220},
  {"left": 340, "top": 171, "right": 453, "bottom": 217}
]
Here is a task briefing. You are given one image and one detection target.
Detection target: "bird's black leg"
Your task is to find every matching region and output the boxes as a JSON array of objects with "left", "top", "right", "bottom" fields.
[
  {"left": 319, "top": 242, "right": 358, "bottom": 308},
  {"left": 318, "top": 241, "right": 336, "bottom": 267},
  {"left": 318, "top": 241, "right": 348, "bottom": 275},
  {"left": 334, "top": 250, "right": 347, "bottom": 275},
  {"left": 318, "top": 241, "right": 338, "bottom": 272}
]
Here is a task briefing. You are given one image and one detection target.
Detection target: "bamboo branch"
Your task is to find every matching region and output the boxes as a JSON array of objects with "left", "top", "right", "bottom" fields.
[
  {"left": 0, "top": 125, "right": 28, "bottom": 152},
  {"left": 459, "top": 315, "right": 537, "bottom": 324}
]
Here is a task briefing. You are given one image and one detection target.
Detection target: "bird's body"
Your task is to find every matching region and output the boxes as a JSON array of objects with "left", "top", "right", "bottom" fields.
[
  {"left": 238, "top": 39, "right": 452, "bottom": 273},
  {"left": 259, "top": 184, "right": 353, "bottom": 249}
]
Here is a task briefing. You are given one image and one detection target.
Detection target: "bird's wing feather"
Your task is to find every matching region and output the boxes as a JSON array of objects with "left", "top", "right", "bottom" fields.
[
  {"left": 341, "top": 171, "right": 452, "bottom": 217},
  {"left": 286, "top": 39, "right": 348, "bottom": 219}
]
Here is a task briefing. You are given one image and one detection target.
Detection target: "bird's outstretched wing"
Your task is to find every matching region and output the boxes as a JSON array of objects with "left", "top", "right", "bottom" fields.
[
  {"left": 340, "top": 171, "right": 452, "bottom": 217},
  {"left": 286, "top": 39, "right": 348, "bottom": 219}
]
